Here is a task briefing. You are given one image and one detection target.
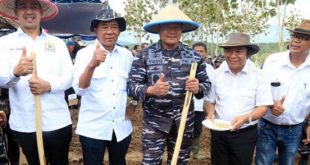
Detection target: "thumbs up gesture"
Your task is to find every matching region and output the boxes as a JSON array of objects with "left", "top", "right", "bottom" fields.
[
  {"left": 89, "top": 42, "right": 107, "bottom": 68},
  {"left": 147, "top": 73, "right": 170, "bottom": 97},
  {"left": 13, "top": 47, "right": 33, "bottom": 77},
  {"left": 271, "top": 96, "right": 285, "bottom": 116}
]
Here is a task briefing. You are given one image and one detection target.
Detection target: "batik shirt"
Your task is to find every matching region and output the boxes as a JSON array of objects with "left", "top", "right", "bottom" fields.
[{"left": 127, "top": 41, "right": 210, "bottom": 133}]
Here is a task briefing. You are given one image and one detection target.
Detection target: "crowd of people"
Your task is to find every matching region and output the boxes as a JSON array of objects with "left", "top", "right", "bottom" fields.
[{"left": 0, "top": 0, "right": 309, "bottom": 165}]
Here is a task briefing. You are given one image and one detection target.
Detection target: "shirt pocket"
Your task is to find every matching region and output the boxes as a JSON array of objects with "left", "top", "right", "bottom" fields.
[
  {"left": 92, "top": 64, "right": 107, "bottom": 79},
  {"left": 215, "top": 86, "right": 229, "bottom": 102},
  {"left": 239, "top": 89, "right": 256, "bottom": 107},
  {"left": 91, "top": 66, "right": 108, "bottom": 91},
  {"left": 300, "top": 82, "right": 310, "bottom": 101}
]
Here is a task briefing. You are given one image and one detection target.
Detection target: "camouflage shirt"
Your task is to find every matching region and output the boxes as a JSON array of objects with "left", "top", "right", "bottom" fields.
[{"left": 127, "top": 41, "right": 211, "bottom": 133}]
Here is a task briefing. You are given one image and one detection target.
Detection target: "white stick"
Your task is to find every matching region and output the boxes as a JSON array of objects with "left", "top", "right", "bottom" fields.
[
  {"left": 31, "top": 52, "right": 46, "bottom": 165},
  {"left": 171, "top": 63, "right": 197, "bottom": 165}
]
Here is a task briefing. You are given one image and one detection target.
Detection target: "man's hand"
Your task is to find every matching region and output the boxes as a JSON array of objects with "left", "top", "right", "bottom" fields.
[
  {"left": 28, "top": 77, "right": 51, "bottom": 95},
  {"left": 0, "top": 112, "right": 7, "bottom": 128},
  {"left": 13, "top": 47, "right": 33, "bottom": 77},
  {"left": 185, "top": 77, "right": 199, "bottom": 94},
  {"left": 147, "top": 73, "right": 170, "bottom": 97},
  {"left": 89, "top": 42, "right": 107, "bottom": 68},
  {"left": 206, "top": 113, "right": 215, "bottom": 121},
  {"left": 231, "top": 114, "right": 248, "bottom": 131},
  {"left": 271, "top": 96, "right": 285, "bottom": 116},
  {"left": 302, "top": 125, "right": 310, "bottom": 145},
  {"left": 125, "top": 104, "right": 135, "bottom": 120}
]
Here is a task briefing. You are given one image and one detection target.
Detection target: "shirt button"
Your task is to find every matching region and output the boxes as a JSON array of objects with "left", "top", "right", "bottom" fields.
[
  {"left": 113, "top": 93, "right": 115, "bottom": 96},
  {"left": 113, "top": 107, "right": 116, "bottom": 109},
  {"left": 110, "top": 67, "right": 112, "bottom": 69},
  {"left": 112, "top": 80, "right": 114, "bottom": 82}
]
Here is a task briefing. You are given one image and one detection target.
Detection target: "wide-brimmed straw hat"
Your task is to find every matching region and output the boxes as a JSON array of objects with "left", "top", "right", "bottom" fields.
[
  {"left": 219, "top": 33, "right": 260, "bottom": 56},
  {"left": 0, "top": 0, "right": 58, "bottom": 21},
  {"left": 287, "top": 19, "right": 310, "bottom": 36},
  {"left": 143, "top": 5, "right": 199, "bottom": 34},
  {"left": 90, "top": 9, "right": 126, "bottom": 32}
]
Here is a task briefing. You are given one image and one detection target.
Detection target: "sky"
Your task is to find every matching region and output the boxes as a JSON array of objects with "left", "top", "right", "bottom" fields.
[{"left": 109, "top": 0, "right": 310, "bottom": 43}]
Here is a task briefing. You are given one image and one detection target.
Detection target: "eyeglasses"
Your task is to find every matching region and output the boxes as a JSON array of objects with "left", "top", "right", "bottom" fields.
[{"left": 290, "top": 34, "right": 310, "bottom": 42}]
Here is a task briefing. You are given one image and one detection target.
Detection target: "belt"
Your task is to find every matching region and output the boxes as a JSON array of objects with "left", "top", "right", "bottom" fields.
[
  {"left": 262, "top": 118, "right": 301, "bottom": 129},
  {"left": 214, "top": 124, "right": 257, "bottom": 134},
  {"left": 233, "top": 124, "right": 257, "bottom": 133}
]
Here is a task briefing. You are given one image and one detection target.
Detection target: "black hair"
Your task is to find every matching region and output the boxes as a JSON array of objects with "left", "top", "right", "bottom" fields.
[{"left": 192, "top": 42, "right": 207, "bottom": 51}]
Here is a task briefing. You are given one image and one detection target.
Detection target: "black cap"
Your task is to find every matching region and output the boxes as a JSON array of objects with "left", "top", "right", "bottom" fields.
[
  {"left": 271, "top": 82, "right": 281, "bottom": 87},
  {"left": 90, "top": 9, "right": 126, "bottom": 32}
]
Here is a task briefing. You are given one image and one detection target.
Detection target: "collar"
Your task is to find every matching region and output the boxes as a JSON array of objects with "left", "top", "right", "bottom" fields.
[
  {"left": 154, "top": 40, "right": 186, "bottom": 52},
  {"left": 16, "top": 27, "right": 46, "bottom": 38},
  {"left": 94, "top": 39, "right": 119, "bottom": 54},
  {"left": 222, "top": 59, "right": 251, "bottom": 75},
  {"left": 280, "top": 51, "right": 310, "bottom": 68}
]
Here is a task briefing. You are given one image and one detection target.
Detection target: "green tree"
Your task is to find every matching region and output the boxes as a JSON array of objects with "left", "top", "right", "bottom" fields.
[
  {"left": 272, "top": 0, "right": 298, "bottom": 51},
  {"left": 124, "top": 0, "right": 291, "bottom": 57}
]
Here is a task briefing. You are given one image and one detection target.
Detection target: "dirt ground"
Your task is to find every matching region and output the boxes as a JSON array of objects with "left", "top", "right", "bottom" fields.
[
  {"left": 20, "top": 105, "right": 304, "bottom": 165},
  {"left": 67, "top": 105, "right": 211, "bottom": 165}
]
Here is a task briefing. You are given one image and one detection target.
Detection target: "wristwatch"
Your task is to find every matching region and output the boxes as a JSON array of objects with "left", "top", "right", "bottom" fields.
[{"left": 129, "top": 99, "right": 138, "bottom": 106}]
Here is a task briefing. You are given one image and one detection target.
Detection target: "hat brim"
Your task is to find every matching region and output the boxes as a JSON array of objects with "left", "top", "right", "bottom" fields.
[
  {"left": 287, "top": 28, "right": 310, "bottom": 36},
  {"left": 143, "top": 20, "right": 199, "bottom": 34},
  {"left": 219, "top": 44, "right": 260, "bottom": 56},
  {"left": 90, "top": 17, "right": 126, "bottom": 32},
  {"left": 0, "top": 0, "right": 58, "bottom": 21}
]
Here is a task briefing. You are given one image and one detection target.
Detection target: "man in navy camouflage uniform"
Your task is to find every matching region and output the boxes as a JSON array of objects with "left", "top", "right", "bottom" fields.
[{"left": 127, "top": 5, "right": 210, "bottom": 165}]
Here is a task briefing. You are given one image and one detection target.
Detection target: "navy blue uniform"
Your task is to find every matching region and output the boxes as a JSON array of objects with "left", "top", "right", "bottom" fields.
[{"left": 127, "top": 41, "right": 210, "bottom": 164}]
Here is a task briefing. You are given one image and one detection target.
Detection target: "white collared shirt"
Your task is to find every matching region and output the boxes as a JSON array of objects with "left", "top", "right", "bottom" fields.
[
  {"left": 0, "top": 28, "right": 73, "bottom": 132},
  {"left": 73, "top": 40, "right": 134, "bottom": 142},
  {"left": 194, "top": 63, "right": 214, "bottom": 112},
  {"left": 263, "top": 51, "right": 310, "bottom": 125},
  {"left": 205, "top": 60, "right": 273, "bottom": 128}
]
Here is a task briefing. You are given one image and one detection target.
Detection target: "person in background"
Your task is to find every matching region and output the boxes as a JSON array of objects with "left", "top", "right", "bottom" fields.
[
  {"left": 0, "top": 0, "right": 73, "bottom": 164},
  {"left": 0, "top": 88, "right": 19, "bottom": 165},
  {"left": 255, "top": 19, "right": 310, "bottom": 165},
  {"left": 66, "top": 40, "right": 76, "bottom": 63},
  {"left": 205, "top": 32, "right": 273, "bottom": 165},
  {"left": 72, "top": 8, "right": 135, "bottom": 165},
  {"left": 191, "top": 42, "right": 214, "bottom": 159},
  {"left": 0, "top": 88, "right": 8, "bottom": 164},
  {"left": 65, "top": 40, "right": 79, "bottom": 109},
  {"left": 206, "top": 57, "right": 214, "bottom": 66},
  {"left": 131, "top": 44, "right": 141, "bottom": 56},
  {"left": 141, "top": 42, "right": 149, "bottom": 49},
  {"left": 127, "top": 5, "right": 210, "bottom": 164},
  {"left": 213, "top": 55, "right": 224, "bottom": 69}
]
